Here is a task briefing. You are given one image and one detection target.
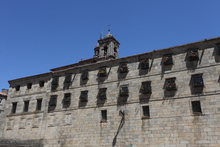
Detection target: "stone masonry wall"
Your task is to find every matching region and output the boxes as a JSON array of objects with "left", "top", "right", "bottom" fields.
[{"left": 1, "top": 40, "right": 220, "bottom": 147}]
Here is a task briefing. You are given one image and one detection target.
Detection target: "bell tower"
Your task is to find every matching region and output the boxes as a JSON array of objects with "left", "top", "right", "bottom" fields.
[{"left": 94, "top": 32, "right": 120, "bottom": 59}]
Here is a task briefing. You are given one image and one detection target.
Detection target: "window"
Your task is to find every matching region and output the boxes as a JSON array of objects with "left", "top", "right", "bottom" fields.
[
  {"left": 103, "top": 46, "right": 108, "bottom": 56},
  {"left": 101, "top": 110, "right": 107, "bottom": 122},
  {"left": 36, "top": 99, "right": 42, "bottom": 111},
  {"left": 140, "top": 81, "right": 151, "bottom": 94},
  {"left": 11, "top": 102, "right": 17, "bottom": 114},
  {"left": 27, "top": 83, "right": 32, "bottom": 89},
  {"left": 192, "top": 101, "right": 202, "bottom": 115},
  {"left": 187, "top": 49, "right": 199, "bottom": 61},
  {"left": 162, "top": 54, "right": 173, "bottom": 65},
  {"left": 98, "top": 88, "right": 107, "bottom": 100},
  {"left": 139, "top": 58, "right": 149, "bottom": 70},
  {"left": 142, "top": 105, "right": 150, "bottom": 118},
  {"left": 80, "top": 90, "right": 88, "bottom": 103},
  {"left": 191, "top": 74, "right": 204, "bottom": 88},
  {"left": 119, "top": 86, "right": 129, "bottom": 97},
  {"left": 81, "top": 71, "right": 89, "bottom": 81},
  {"left": 63, "top": 93, "right": 71, "bottom": 108},
  {"left": 15, "top": 85, "right": 20, "bottom": 91},
  {"left": 64, "top": 74, "right": 72, "bottom": 89},
  {"left": 23, "top": 100, "right": 29, "bottom": 112},
  {"left": 216, "top": 43, "right": 220, "bottom": 55},
  {"left": 48, "top": 95, "right": 57, "bottom": 112},
  {"left": 118, "top": 63, "right": 128, "bottom": 73},
  {"left": 39, "top": 81, "right": 45, "bottom": 87},
  {"left": 164, "top": 78, "right": 177, "bottom": 91},
  {"left": 51, "top": 77, "right": 59, "bottom": 91},
  {"left": 98, "top": 67, "right": 107, "bottom": 77},
  {"left": 95, "top": 49, "right": 99, "bottom": 56}
]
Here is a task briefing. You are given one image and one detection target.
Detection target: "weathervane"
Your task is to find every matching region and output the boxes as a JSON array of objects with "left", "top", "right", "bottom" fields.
[{"left": 107, "top": 24, "right": 111, "bottom": 34}]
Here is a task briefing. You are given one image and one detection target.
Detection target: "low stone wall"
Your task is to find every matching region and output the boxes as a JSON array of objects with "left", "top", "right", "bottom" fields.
[{"left": 0, "top": 139, "right": 44, "bottom": 147}]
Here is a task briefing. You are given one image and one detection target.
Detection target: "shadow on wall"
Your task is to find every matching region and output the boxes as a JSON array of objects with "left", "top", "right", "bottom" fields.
[{"left": 0, "top": 139, "right": 43, "bottom": 147}]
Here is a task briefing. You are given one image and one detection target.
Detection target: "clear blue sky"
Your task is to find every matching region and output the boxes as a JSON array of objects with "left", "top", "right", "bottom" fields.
[{"left": 1, "top": 0, "right": 220, "bottom": 89}]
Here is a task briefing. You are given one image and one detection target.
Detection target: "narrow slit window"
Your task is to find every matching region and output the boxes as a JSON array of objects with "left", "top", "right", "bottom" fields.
[
  {"left": 192, "top": 101, "right": 202, "bottom": 115},
  {"left": 142, "top": 106, "right": 150, "bottom": 118},
  {"left": 63, "top": 93, "right": 71, "bottom": 108},
  {"left": 51, "top": 77, "right": 59, "bottom": 91},
  {"left": 36, "top": 99, "right": 42, "bottom": 111},
  {"left": 64, "top": 74, "right": 72, "bottom": 89},
  {"left": 101, "top": 110, "right": 107, "bottom": 122},
  {"left": 11, "top": 102, "right": 17, "bottom": 114},
  {"left": 24, "top": 100, "right": 29, "bottom": 112},
  {"left": 48, "top": 95, "right": 57, "bottom": 112}
]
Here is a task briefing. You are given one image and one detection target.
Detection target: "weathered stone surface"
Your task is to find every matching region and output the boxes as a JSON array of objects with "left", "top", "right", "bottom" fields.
[{"left": 1, "top": 35, "right": 220, "bottom": 146}]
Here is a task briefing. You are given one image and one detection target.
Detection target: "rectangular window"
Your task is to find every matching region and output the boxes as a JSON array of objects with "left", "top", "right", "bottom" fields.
[
  {"left": 27, "top": 83, "right": 32, "bottom": 89},
  {"left": 139, "top": 58, "right": 149, "bottom": 70},
  {"left": 63, "top": 93, "right": 71, "bottom": 108},
  {"left": 142, "top": 105, "right": 150, "bottom": 118},
  {"left": 192, "top": 101, "right": 202, "bottom": 115},
  {"left": 191, "top": 74, "right": 204, "bottom": 88},
  {"left": 216, "top": 43, "right": 220, "bottom": 55},
  {"left": 119, "top": 86, "right": 129, "bottom": 97},
  {"left": 164, "top": 77, "right": 177, "bottom": 91},
  {"left": 187, "top": 49, "right": 199, "bottom": 61},
  {"left": 48, "top": 95, "right": 57, "bottom": 112},
  {"left": 51, "top": 77, "right": 59, "bottom": 91},
  {"left": 11, "top": 102, "right": 17, "bottom": 114},
  {"left": 101, "top": 110, "right": 107, "bottom": 122},
  {"left": 98, "top": 67, "right": 107, "bottom": 77},
  {"left": 118, "top": 63, "right": 128, "bottom": 73},
  {"left": 64, "top": 74, "right": 72, "bottom": 89},
  {"left": 24, "top": 100, "right": 29, "bottom": 112},
  {"left": 80, "top": 90, "right": 88, "bottom": 102},
  {"left": 98, "top": 88, "right": 107, "bottom": 100},
  {"left": 81, "top": 71, "right": 89, "bottom": 81},
  {"left": 36, "top": 99, "right": 42, "bottom": 111},
  {"left": 162, "top": 54, "right": 173, "bottom": 65},
  {"left": 15, "top": 85, "right": 20, "bottom": 91},
  {"left": 140, "top": 81, "right": 151, "bottom": 94},
  {"left": 39, "top": 81, "right": 45, "bottom": 87}
]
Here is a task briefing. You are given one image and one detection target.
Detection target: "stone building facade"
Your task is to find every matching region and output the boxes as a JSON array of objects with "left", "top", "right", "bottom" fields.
[
  {"left": 0, "top": 89, "right": 8, "bottom": 138},
  {"left": 1, "top": 34, "right": 220, "bottom": 147}
]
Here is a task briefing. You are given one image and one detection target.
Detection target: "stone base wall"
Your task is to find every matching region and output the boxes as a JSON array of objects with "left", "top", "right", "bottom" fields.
[
  {"left": 2, "top": 94, "right": 220, "bottom": 147},
  {"left": 0, "top": 139, "right": 43, "bottom": 147}
]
